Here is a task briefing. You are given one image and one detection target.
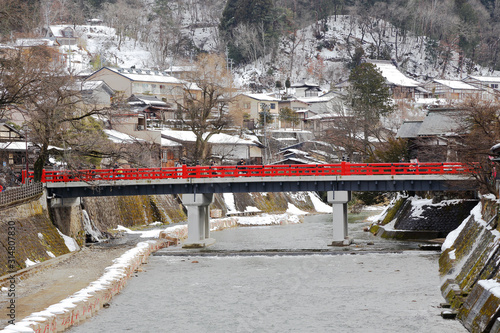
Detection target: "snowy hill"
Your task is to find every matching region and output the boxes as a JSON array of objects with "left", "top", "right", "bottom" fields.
[{"left": 65, "top": 14, "right": 498, "bottom": 92}]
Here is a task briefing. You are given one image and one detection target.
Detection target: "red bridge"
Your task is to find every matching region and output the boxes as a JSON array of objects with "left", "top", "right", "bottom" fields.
[
  {"left": 28, "top": 161, "right": 477, "bottom": 199},
  {"left": 29, "top": 161, "right": 474, "bottom": 183},
  {"left": 34, "top": 162, "right": 477, "bottom": 248}
]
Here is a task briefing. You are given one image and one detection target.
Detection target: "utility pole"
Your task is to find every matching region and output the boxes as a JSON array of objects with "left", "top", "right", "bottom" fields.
[{"left": 260, "top": 103, "right": 270, "bottom": 164}]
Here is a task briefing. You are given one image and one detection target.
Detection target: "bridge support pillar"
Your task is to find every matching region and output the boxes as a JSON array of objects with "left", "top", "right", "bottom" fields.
[
  {"left": 181, "top": 193, "right": 215, "bottom": 248},
  {"left": 328, "top": 191, "right": 352, "bottom": 246}
]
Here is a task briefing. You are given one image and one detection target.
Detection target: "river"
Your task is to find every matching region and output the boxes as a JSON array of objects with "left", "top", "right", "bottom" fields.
[{"left": 70, "top": 210, "right": 466, "bottom": 333}]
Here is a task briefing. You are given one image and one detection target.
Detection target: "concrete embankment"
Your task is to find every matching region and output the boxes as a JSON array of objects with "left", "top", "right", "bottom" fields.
[
  {"left": 2, "top": 239, "right": 167, "bottom": 333},
  {"left": 439, "top": 195, "right": 500, "bottom": 332}
]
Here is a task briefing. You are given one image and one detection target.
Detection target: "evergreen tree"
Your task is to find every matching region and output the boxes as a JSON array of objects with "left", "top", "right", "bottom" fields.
[{"left": 347, "top": 62, "right": 394, "bottom": 158}]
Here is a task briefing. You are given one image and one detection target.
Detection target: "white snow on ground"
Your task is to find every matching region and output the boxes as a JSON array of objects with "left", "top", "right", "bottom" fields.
[
  {"left": 236, "top": 213, "right": 301, "bottom": 226},
  {"left": 115, "top": 225, "right": 163, "bottom": 238},
  {"left": 441, "top": 201, "right": 483, "bottom": 252},
  {"left": 4, "top": 240, "right": 162, "bottom": 333},
  {"left": 57, "top": 229, "right": 80, "bottom": 252},
  {"left": 244, "top": 206, "right": 261, "bottom": 213},
  {"left": 148, "top": 222, "right": 163, "bottom": 226},
  {"left": 409, "top": 197, "right": 433, "bottom": 218},
  {"left": 25, "top": 259, "right": 38, "bottom": 267},
  {"left": 308, "top": 192, "right": 331, "bottom": 213},
  {"left": 479, "top": 280, "right": 500, "bottom": 298},
  {"left": 37, "top": 233, "right": 44, "bottom": 240},
  {"left": 46, "top": 251, "right": 55, "bottom": 258},
  {"left": 366, "top": 206, "right": 388, "bottom": 222},
  {"left": 223, "top": 193, "right": 236, "bottom": 213},
  {"left": 286, "top": 203, "right": 308, "bottom": 215}
]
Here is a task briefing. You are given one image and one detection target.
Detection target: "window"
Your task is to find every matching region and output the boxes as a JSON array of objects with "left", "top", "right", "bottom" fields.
[
  {"left": 244, "top": 103, "right": 250, "bottom": 109},
  {"left": 270, "top": 103, "right": 276, "bottom": 109},
  {"left": 492, "top": 84, "right": 498, "bottom": 89}
]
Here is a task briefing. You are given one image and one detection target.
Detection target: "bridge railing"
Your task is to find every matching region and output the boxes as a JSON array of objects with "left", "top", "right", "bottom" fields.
[{"left": 26, "top": 162, "right": 475, "bottom": 183}]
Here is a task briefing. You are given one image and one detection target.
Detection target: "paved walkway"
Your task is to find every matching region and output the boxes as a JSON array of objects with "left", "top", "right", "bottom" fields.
[{"left": 0, "top": 235, "right": 145, "bottom": 329}]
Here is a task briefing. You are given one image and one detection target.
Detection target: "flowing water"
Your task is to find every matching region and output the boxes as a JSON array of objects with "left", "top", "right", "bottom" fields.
[{"left": 70, "top": 210, "right": 466, "bottom": 333}]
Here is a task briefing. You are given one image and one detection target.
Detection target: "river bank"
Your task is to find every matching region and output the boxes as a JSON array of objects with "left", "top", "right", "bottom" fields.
[{"left": 0, "top": 211, "right": 307, "bottom": 332}]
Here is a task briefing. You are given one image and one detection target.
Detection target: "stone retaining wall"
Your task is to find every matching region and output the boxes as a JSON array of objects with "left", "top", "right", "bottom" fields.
[{"left": 439, "top": 195, "right": 500, "bottom": 332}]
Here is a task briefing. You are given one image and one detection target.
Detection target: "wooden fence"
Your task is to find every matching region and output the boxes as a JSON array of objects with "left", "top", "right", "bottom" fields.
[{"left": 0, "top": 182, "right": 44, "bottom": 209}]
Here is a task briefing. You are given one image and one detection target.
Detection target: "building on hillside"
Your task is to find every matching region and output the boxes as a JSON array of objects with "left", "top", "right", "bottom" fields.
[
  {"left": 290, "top": 80, "right": 321, "bottom": 97},
  {"left": 80, "top": 80, "right": 114, "bottom": 107},
  {"left": 303, "top": 113, "right": 339, "bottom": 135},
  {"left": 85, "top": 67, "right": 189, "bottom": 103},
  {"left": 161, "top": 129, "right": 263, "bottom": 165},
  {"left": 463, "top": 76, "right": 500, "bottom": 100},
  {"left": 368, "top": 60, "right": 420, "bottom": 99},
  {"left": 295, "top": 90, "right": 344, "bottom": 114},
  {"left": 0, "top": 122, "right": 33, "bottom": 173},
  {"left": 274, "top": 141, "right": 338, "bottom": 164},
  {"left": 422, "top": 79, "right": 482, "bottom": 101},
  {"left": 163, "top": 65, "right": 195, "bottom": 80},
  {"left": 127, "top": 94, "right": 177, "bottom": 130},
  {"left": 230, "top": 93, "right": 280, "bottom": 129},
  {"left": 396, "top": 108, "right": 466, "bottom": 162},
  {"left": 43, "top": 25, "right": 79, "bottom": 45}
]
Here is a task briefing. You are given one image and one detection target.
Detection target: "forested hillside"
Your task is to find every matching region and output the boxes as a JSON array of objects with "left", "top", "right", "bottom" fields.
[{"left": 2, "top": 0, "right": 500, "bottom": 88}]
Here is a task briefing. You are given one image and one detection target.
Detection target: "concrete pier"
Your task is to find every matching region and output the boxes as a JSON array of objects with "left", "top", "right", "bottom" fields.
[
  {"left": 181, "top": 193, "right": 215, "bottom": 248},
  {"left": 328, "top": 191, "right": 352, "bottom": 246}
]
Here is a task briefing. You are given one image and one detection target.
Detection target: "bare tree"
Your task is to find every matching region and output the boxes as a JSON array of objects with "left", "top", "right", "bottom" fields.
[
  {"left": 174, "top": 53, "right": 235, "bottom": 164},
  {"left": 455, "top": 99, "right": 500, "bottom": 195},
  {"left": 7, "top": 48, "right": 106, "bottom": 180}
]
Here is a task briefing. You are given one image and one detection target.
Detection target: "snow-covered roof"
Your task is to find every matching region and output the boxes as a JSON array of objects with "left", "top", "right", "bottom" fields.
[
  {"left": 0, "top": 142, "right": 32, "bottom": 150},
  {"left": 161, "top": 129, "right": 258, "bottom": 146},
  {"left": 129, "top": 94, "right": 168, "bottom": 107},
  {"left": 271, "top": 156, "right": 325, "bottom": 165},
  {"left": 48, "top": 25, "right": 76, "bottom": 38},
  {"left": 467, "top": 76, "right": 500, "bottom": 83},
  {"left": 291, "top": 80, "right": 320, "bottom": 88},
  {"left": 306, "top": 113, "right": 336, "bottom": 120},
  {"left": 106, "top": 67, "right": 183, "bottom": 85},
  {"left": 490, "top": 142, "right": 500, "bottom": 152},
  {"left": 282, "top": 148, "right": 309, "bottom": 156},
  {"left": 241, "top": 93, "right": 280, "bottom": 102},
  {"left": 104, "top": 129, "right": 143, "bottom": 143},
  {"left": 433, "top": 80, "right": 478, "bottom": 90},
  {"left": 15, "top": 39, "right": 56, "bottom": 47},
  {"left": 296, "top": 95, "right": 336, "bottom": 104},
  {"left": 368, "top": 60, "right": 420, "bottom": 88},
  {"left": 161, "top": 137, "right": 182, "bottom": 147}
]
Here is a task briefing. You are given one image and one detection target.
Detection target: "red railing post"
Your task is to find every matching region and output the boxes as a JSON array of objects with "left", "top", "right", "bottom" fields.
[
  {"left": 341, "top": 161, "right": 348, "bottom": 175},
  {"left": 41, "top": 169, "right": 46, "bottom": 183}
]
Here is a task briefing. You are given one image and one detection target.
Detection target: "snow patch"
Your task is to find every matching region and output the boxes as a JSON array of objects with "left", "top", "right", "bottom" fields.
[
  {"left": 25, "top": 259, "right": 39, "bottom": 267},
  {"left": 57, "top": 229, "right": 80, "bottom": 252},
  {"left": 286, "top": 203, "right": 308, "bottom": 215},
  {"left": 82, "top": 209, "right": 103, "bottom": 242},
  {"left": 223, "top": 193, "right": 237, "bottom": 214},
  {"left": 308, "top": 192, "right": 331, "bottom": 213},
  {"left": 46, "top": 251, "right": 55, "bottom": 258}
]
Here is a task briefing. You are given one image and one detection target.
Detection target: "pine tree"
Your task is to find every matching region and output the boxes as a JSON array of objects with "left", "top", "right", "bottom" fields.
[{"left": 347, "top": 62, "right": 394, "bottom": 158}]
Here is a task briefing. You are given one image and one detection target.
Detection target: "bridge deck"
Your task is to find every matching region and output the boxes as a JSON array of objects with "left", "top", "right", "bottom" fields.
[{"left": 37, "top": 163, "right": 476, "bottom": 198}]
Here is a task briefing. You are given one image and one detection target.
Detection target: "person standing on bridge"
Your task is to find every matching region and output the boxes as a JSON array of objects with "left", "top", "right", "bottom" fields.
[{"left": 237, "top": 159, "right": 246, "bottom": 175}]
